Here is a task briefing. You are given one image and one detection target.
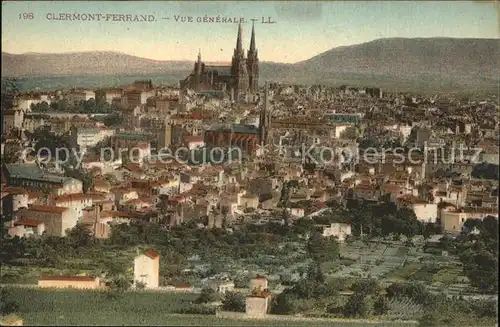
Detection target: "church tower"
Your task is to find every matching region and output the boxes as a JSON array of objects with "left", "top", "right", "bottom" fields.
[
  {"left": 247, "top": 22, "right": 259, "bottom": 95},
  {"left": 259, "top": 82, "right": 270, "bottom": 145},
  {"left": 231, "top": 23, "right": 249, "bottom": 102},
  {"left": 194, "top": 49, "right": 203, "bottom": 91}
]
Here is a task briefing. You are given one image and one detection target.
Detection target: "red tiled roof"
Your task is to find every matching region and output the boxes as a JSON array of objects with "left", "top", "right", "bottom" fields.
[
  {"left": 55, "top": 193, "right": 92, "bottom": 202},
  {"left": 26, "top": 205, "right": 68, "bottom": 214},
  {"left": 14, "top": 219, "right": 43, "bottom": 227},
  {"left": 144, "top": 248, "right": 160, "bottom": 259},
  {"left": 184, "top": 135, "right": 204, "bottom": 144},
  {"left": 39, "top": 275, "right": 96, "bottom": 281}
]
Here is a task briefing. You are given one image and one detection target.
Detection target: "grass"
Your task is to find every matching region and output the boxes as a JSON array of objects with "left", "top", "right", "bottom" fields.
[
  {"left": 431, "top": 265, "right": 463, "bottom": 285},
  {"left": 384, "top": 263, "right": 424, "bottom": 282},
  {"left": 7, "top": 288, "right": 415, "bottom": 326}
]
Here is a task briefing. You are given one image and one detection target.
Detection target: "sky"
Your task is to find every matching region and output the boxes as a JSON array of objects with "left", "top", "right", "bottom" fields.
[{"left": 2, "top": 1, "right": 499, "bottom": 63}]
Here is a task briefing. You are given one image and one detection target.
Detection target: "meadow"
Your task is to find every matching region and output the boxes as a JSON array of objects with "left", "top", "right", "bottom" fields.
[{"left": 7, "top": 287, "right": 415, "bottom": 326}]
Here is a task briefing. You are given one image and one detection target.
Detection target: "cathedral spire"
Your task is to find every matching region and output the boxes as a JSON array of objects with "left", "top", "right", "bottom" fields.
[
  {"left": 197, "top": 48, "right": 202, "bottom": 62},
  {"left": 236, "top": 22, "right": 243, "bottom": 53},
  {"left": 249, "top": 21, "right": 256, "bottom": 52}
]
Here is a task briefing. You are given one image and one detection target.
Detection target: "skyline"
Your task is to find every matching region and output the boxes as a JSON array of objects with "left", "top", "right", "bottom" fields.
[{"left": 2, "top": 1, "right": 499, "bottom": 63}]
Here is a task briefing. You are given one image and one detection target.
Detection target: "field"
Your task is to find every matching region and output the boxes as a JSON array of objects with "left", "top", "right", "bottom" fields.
[{"left": 6, "top": 288, "right": 415, "bottom": 326}]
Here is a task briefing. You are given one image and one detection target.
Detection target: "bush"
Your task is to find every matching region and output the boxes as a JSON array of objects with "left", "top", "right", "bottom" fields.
[
  {"left": 221, "top": 291, "right": 245, "bottom": 312},
  {"left": 176, "top": 304, "right": 216, "bottom": 315},
  {"left": 195, "top": 287, "right": 218, "bottom": 304},
  {"left": 343, "top": 293, "right": 372, "bottom": 318},
  {"left": 0, "top": 288, "right": 19, "bottom": 316},
  {"left": 373, "top": 296, "right": 389, "bottom": 315}
]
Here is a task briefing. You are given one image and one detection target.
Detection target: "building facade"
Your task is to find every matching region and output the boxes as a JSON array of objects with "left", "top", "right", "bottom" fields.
[{"left": 133, "top": 248, "right": 160, "bottom": 289}]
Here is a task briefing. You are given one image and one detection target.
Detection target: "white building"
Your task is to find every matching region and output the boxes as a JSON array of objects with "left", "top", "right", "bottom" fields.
[
  {"left": 133, "top": 248, "right": 160, "bottom": 289},
  {"left": 70, "top": 127, "right": 115, "bottom": 151},
  {"left": 411, "top": 202, "right": 438, "bottom": 223},
  {"left": 321, "top": 223, "right": 352, "bottom": 242},
  {"left": 66, "top": 91, "right": 95, "bottom": 103}
]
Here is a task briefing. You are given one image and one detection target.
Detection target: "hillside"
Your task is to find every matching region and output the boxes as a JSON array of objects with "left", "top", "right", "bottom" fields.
[
  {"left": 1, "top": 51, "right": 194, "bottom": 77},
  {"left": 2, "top": 37, "right": 499, "bottom": 91},
  {"left": 294, "top": 38, "right": 500, "bottom": 86}
]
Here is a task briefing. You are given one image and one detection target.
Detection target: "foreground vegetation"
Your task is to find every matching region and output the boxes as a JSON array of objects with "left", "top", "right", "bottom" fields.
[{"left": 2, "top": 288, "right": 417, "bottom": 326}]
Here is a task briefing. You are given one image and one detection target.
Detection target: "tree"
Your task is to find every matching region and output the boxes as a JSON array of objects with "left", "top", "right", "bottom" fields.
[
  {"left": 340, "top": 127, "right": 358, "bottom": 140},
  {"left": 66, "top": 224, "right": 93, "bottom": 247},
  {"left": 195, "top": 287, "right": 218, "bottom": 304},
  {"left": 386, "top": 282, "right": 431, "bottom": 305},
  {"left": 373, "top": 296, "right": 389, "bottom": 315},
  {"left": 0, "top": 288, "right": 19, "bottom": 316},
  {"left": 306, "top": 261, "right": 324, "bottom": 284},
  {"left": 221, "top": 291, "right": 245, "bottom": 312},
  {"left": 343, "top": 293, "right": 372, "bottom": 318},
  {"left": 351, "top": 278, "right": 381, "bottom": 297},
  {"left": 1, "top": 78, "right": 20, "bottom": 109},
  {"left": 293, "top": 218, "right": 314, "bottom": 236},
  {"left": 103, "top": 112, "right": 123, "bottom": 127},
  {"left": 306, "top": 231, "right": 340, "bottom": 263},
  {"left": 156, "top": 194, "right": 170, "bottom": 223},
  {"left": 221, "top": 206, "right": 229, "bottom": 229}
]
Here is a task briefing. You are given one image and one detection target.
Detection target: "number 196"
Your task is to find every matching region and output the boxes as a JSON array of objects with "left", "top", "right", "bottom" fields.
[{"left": 19, "top": 13, "right": 34, "bottom": 20}]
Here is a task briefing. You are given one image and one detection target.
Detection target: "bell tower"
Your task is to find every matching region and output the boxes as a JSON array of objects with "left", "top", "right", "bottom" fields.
[{"left": 247, "top": 22, "right": 259, "bottom": 94}]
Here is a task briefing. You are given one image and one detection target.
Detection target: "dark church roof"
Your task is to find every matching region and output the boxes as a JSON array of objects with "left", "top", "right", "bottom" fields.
[
  {"left": 205, "top": 65, "right": 232, "bottom": 76},
  {"left": 206, "top": 124, "right": 259, "bottom": 134}
]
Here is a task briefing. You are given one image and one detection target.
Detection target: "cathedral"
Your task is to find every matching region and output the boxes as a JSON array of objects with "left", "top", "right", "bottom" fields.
[{"left": 180, "top": 22, "right": 259, "bottom": 103}]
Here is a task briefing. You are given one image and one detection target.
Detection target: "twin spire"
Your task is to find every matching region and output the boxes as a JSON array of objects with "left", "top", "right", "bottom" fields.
[
  {"left": 198, "top": 22, "right": 255, "bottom": 61},
  {"left": 235, "top": 21, "right": 256, "bottom": 55}
]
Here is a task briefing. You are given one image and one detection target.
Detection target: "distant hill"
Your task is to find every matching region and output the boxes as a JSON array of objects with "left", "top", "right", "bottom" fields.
[
  {"left": 293, "top": 38, "right": 500, "bottom": 88},
  {"left": 1, "top": 51, "right": 194, "bottom": 77},
  {"left": 2, "top": 37, "right": 499, "bottom": 92}
]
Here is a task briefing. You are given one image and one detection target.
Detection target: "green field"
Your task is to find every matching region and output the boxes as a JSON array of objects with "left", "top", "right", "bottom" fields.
[{"left": 7, "top": 288, "right": 415, "bottom": 326}]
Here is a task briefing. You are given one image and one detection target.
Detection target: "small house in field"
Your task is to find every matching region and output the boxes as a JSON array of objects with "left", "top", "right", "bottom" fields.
[
  {"left": 0, "top": 314, "right": 24, "bottom": 326},
  {"left": 245, "top": 290, "right": 272, "bottom": 318},
  {"left": 38, "top": 275, "right": 100, "bottom": 289},
  {"left": 133, "top": 248, "right": 160, "bottom": 289},
  {"left": 249, "top": 274, "right": 268, "bottom": 291}
]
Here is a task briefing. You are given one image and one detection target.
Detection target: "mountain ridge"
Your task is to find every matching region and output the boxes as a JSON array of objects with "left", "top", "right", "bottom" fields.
[{"left": 2, "top": 37, "right": 499, "bottom": 91}]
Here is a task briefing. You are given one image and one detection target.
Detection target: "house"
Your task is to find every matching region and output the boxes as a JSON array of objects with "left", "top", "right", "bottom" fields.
[
  {"left": 321, "top": 223, "right": 352, "bottom": 242},
  {"left": 440, "top": 206, "right": 499, "bottom": 233},
  {"left": 112, "top": 188, "right": 139, "bottom": 208},
  {"left": 2, "top": 109, "right": 24, "bottom": 131},
  {"left": 397, "top": 195, "right": 438, "bottom": 223},
  {"left": 14, "top": 205, "right": 78, "bottom": 237},
  {"left": 183, "top": 135, "right": 205, "bottom": 150},
  {"left": 124, "top": 198, "right": 151, "bottom": 211},
  {"left": 249, "top": 275, "right": 268, "bottom": 292},
  {"left": 8, "top": 219, "right": 45, "bottom": 237},
  {"left": 92, "top": 178, "right": 111, "bottom": 193},
  {"left": 38, "top": 276, "right": 100, "bottom": 289},
  {"left": 208, "top": 280, "right": 235, "bottom": 294},
  {"left": 1, "top": 187, "right": 29, "bottom": 219},
  {"left": 245, "top": 291, "right": 271, "bottom": 318},
  {"left": 239, "top": 194, "right": 259, "bottom": 210},
  {"left": 66, "top": 90, "right": 95, "bottom": 103},
  {"left": 69, "top": 126, "right": 115, "bottom": 151},
  {"left": 51, "top": 193, "right": 94, "bottom": 221},
  {"left": 287, "top": 207, "right": 305, "bottom": 218},
  {"left": 81, "top": 206, "right": 111, "bottom": 239},
  {"left": 133, "top": 248, "right": 160, "bottom": 289},
  {"left": 95, "top": 88, "right": 123, "bottom": 104},
  {"left": 3, "top": 163, "right": 83, "bottom": 194}
]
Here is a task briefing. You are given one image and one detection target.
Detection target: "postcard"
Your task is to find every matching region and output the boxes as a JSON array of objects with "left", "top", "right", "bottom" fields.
[{"left": 1, "top": 1, "right": 498, "bottom": 326}]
